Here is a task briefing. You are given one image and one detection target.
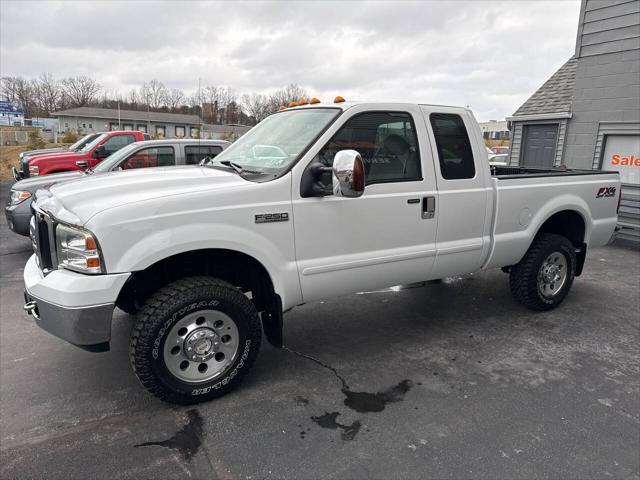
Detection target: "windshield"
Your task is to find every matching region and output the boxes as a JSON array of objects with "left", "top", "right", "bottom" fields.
[
  {"left": 79, "top": 133, "right": 108, "bottom": 153},
  {"left": 212, "top": 108, "right": 340, "bottom": 172},
  {"left": 70, "top": 133, "right": 100, "bottom": 152},
  {"left": 92, "top": 142, "right": 141, "bottom": 172}
]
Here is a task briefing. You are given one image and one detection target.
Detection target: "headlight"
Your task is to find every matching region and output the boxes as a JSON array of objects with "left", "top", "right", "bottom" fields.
[
  {"left": 55, "top": 224, "right": 104, "bottom": 274},
  {"left": 29, "top": 165, "right": 39, "bottom": 176},
  {"left": 19, "top": 152, "right": 24, "bottom": 160},
  {"left": 9, "top": 190, "right": 31, "bottom": 206}
]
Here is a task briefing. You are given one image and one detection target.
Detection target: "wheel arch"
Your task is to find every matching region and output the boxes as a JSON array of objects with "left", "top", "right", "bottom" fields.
[{"left": 116, "top": 248, "right": 284, "bottom": 346}]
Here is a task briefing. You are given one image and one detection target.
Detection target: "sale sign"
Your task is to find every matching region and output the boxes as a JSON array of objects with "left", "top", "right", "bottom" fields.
[{"left": 602, "top": 135, "right": 640, "bottom": 185}]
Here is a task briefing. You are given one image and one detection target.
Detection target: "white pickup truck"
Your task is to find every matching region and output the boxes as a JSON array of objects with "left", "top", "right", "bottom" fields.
[{"left": 23, "top": 101, "right": 620, "bottom": 404}]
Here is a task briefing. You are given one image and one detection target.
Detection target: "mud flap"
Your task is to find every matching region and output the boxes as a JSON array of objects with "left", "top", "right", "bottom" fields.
[{"left": 262, "top": 294, "right": 283, "bottom": 348}]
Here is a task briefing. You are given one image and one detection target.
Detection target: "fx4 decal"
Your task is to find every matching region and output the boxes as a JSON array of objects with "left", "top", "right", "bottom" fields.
[
  {"left": 596, "top": 187, "right": 616, "bottom": 198},
  {"left": 255, "top": 212, "right": 289, "bottom": 223}
]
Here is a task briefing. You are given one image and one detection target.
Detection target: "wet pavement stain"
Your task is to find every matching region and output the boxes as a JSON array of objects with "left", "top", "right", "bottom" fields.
[
  {"left": 311, "top": 412, "right": 362, "bottom": 441},
  {"left": 283, "top": 346, "right": 414, "bottom": 414},
  {"left": 343, "top": 379, "right": 414, "bottom": 413},
  {"left": 134, "top": 409, "right": 203, "bottom": 460},
  {"left": 295, "top": 395, "right": 309, "bottom": 406}
]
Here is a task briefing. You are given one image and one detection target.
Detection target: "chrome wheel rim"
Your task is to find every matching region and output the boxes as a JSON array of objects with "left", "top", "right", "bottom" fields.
[
  {"left": 163, "top": 309, "right": 240, "bottom": 383},
  {"left": 537, "top": 251, "right": 568, "bottom": 299}
]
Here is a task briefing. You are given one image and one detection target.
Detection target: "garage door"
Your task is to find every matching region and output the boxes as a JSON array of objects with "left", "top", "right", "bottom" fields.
[
  {"left": 601, "top": 134, "right": 640, "bottom": 241},
  {"left": 521, "top": 124, "right": 558, "bottom": 168}
]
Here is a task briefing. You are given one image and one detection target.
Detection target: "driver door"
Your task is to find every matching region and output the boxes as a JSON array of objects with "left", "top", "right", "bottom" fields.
[{"left": 292, "top": 106, "right": 439, "bottom": 302}]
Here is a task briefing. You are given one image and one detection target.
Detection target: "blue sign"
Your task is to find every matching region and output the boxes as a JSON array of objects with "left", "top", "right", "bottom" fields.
[{"left": 0, "top": 100, "right": 23, "bottom": 114}]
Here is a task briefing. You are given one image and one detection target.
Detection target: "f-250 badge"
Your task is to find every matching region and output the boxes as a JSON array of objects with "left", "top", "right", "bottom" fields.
[
  {"left": 596, "top": 187, "right": 616, "bottom": 198},
  {"left": 255, "top": 212, "right": 289, "bottom": 223}
]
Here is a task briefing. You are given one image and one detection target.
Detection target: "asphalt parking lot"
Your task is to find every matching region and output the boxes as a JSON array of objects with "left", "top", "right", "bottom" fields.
[{"left": 0, "top": 181, "right": 638, "bottom": 480}]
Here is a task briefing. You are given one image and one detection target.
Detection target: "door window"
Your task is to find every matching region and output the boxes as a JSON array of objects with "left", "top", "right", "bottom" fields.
[
  {"left": 430, "top": 113, "right": 476, "bottom": 180},
  {"left": 185, "top": 145, "right": 223, "bottom": 164},
  {"left": 316, "top": 111, "right": 421, "bottom": 185},
  {"left": 101, "top": 134, "right": 136, "bottom": 154},
  {"left": 121, "top": 146, "right": 176, "bottom": 170}
]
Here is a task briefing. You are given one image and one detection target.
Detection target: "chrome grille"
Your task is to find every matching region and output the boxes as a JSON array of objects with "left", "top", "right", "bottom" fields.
[{"left": 31, "top": 210, "right": 57, "bottom": 273}]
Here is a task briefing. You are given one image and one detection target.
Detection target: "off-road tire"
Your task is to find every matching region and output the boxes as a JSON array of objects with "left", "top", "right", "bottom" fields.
[
  {"left": 130, "top": 276, "right": 261, "bottom": 404},
  {"left": 509, "top": 233, "right": 576, "bottom": 311}
]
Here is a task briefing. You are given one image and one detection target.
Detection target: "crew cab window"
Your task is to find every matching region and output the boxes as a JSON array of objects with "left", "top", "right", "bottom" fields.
[
  {"left": 185, "top": 145, "right": 223, "bottom": 165},
  {"left": 316, "top": 111, "right": 421, "bottom": 184},
  {"left": 102, "top": 134, "right": 136, "bottom": 154},
  {"left": 121, "top": 146, "right": 175, "bottom": 170},
  {"left": 430, "top": 113, "right": 476, "bottom": 180}
]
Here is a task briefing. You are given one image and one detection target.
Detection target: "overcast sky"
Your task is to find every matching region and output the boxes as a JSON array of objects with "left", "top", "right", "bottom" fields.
[{"left": 1, "top": 0, "right": 581, "bottom": 121}]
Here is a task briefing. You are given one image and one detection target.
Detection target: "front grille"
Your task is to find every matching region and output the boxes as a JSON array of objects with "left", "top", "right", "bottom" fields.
[
  {"left": 31, "top": 211, "right": 57, "bottom": 273},
  {"left": 22, "top": 158, "right": 30, "bottom": 178}
]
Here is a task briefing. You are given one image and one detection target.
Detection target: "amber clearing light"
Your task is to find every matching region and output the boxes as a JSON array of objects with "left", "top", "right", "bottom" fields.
[
  {"left": 298, "top": 98, "right": 309, "bottom": 105},
  {"left": 86, "top": 236, "right": 97, "bottom": 250},
  {"left": 86, "top": 257, "right": 101, "bottom": 269},
  {"left": 310, "top": 97, "right": 321, "bottom": 104},
  {"left": 334, "top": 96, "right": 345, "bottom": 103}
]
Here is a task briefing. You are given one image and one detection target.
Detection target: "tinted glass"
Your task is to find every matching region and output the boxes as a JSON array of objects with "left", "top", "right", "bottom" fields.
[
  {"left": 316, "top": 111, "right": 421, "bottom": 184},
  {"left": 102, "top": 134, "right": 136, "bottom": 154},
  {"left": 121, "top": 146, "right": 176, "bottom": 169},
  {"left": 185, "top": 145, "right": 223, "bottom": 165},
  {"left": 430, "top": 113, "right": 476, "bottom": 180}
]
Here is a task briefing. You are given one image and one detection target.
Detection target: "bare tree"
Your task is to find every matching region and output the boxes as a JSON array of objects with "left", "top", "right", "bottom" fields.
[
  {"left": 241, "top": 93, "right": 271, "bottom": 124},
  {"left": 269, "top": 83, "right": 308, "bottom": 109},
  {"left": 140, "top": 79, "right": 167, "bottom": 109},
  {"left": 165, "top": 88, "right": 185, "bottom": 110},
  {"left": 35, "top": 73, "right": 63, "bottom": 114},
  {"left": 62, "top": 76, "right": 101, "bottom": 107}
]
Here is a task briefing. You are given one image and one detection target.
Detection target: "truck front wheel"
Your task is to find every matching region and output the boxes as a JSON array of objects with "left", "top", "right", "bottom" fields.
[
  {"left": 509, "top": 233, "right": 576, "bottom": 311},
  {"left": 129, "top": 276, "right": 262, "bottom": 404}
]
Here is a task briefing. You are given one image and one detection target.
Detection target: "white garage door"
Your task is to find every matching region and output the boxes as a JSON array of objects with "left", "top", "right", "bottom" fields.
[{"left": 602, "top": 135, "right": 640, "bottom": 241}]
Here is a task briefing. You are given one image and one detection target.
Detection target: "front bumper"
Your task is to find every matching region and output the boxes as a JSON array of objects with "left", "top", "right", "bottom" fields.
[
  {"left": 23, "top": 254, "right": 131, "bottom": 351},
  {"left": 5, "top": 203, "right": 32, "bottom": 237}
]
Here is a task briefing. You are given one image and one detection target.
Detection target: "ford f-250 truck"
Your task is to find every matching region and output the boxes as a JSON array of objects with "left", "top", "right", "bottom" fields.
[
  {"left": 23, "top": 100, "right": 620, "bottom": 404},
  {"left": 17, "top": 130, "right": 149, "bottom": 178},
  {"left": 14, "top": 133, "right": 101, "bottom": 180}
]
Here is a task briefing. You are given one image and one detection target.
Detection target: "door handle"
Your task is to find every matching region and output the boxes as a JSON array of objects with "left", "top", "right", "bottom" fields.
[
  {"left": 422, "top": 196, "right": 435, "bottom": 219},
  {"left": 76, "top": 160, "right": 88, "bottom": 169}
]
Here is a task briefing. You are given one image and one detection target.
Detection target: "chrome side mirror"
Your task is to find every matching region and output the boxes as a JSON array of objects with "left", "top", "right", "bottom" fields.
[{"left": 332, "top": 150, "right": 365, "bottom": 198}]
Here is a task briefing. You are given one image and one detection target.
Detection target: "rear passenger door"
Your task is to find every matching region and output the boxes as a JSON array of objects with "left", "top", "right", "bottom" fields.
[
  {"left": 421, "top": 107, "right": 492, "bottom": 277},
  {"left": 184, "top": 145, "right": 224, "bottom": 165}
]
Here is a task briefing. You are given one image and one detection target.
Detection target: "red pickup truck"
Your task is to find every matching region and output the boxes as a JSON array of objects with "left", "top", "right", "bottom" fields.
[{"left": 17, "top": 130, "right": 150, "bottom": 178}]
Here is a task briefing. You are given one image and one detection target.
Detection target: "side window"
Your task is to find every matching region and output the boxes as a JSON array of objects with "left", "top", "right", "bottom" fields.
[
  {"left": 429, "top": 113, "right": 476, "bottom": 180},
  {"left": 175, "top": 126, "right": 186, "bottom": 138},
  {"left": 121, "top": 146, "right": 176, "bottom": 170},
  {"left": 316, "top": 111, "right": 421, "bottom": 184},
  {"left": 101, "top": 134, "right": 136, "bottom": 154},
  {"left": 185, "top": 145, "right": 223, "bottom": 165}
]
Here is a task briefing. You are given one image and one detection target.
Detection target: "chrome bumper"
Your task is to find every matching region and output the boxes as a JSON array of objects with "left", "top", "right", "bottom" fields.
[{"left": 23, "top": 290, "right": 114, "bottom": 352}]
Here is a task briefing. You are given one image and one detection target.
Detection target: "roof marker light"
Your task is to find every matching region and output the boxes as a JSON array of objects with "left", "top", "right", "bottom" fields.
[
  {"left": 334, "top": 96, "right": 345, "bottom": 103},
  {"left": 310, "top": 97, "right": 321, "bottom": 104},
  {"left": 298, "top": 98, "right": 309, "bottom": 105},
  {"left": 279, "top": 105, "right": 287, "bottom": 111},
  {"left": 289, "top": 101, "right": 299, "bottom": 107}
]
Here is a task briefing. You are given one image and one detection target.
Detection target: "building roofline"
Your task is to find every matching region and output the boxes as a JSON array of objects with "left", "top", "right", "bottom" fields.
[{"left": 506, "top": 112, "right": 573, "bottom": 122}]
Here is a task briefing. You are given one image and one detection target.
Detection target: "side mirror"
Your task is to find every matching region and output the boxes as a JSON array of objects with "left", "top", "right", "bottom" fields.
[
  {"left": 332, "top": 150, "right": 365, "bottom": 198},
  {"left": 93, "top": 145, "right": 107, "bottom": 159}
]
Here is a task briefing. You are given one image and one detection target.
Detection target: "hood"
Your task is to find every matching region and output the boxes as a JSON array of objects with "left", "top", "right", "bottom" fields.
[
  {"left": 21, "top": 147, "right": 67, "bottom": 159},
  {"left": 45, "top": 166, "right": 247, "bottom": 224},
  {"left": 14, "top": 170, "right": 85, "bottom": 193},
  {"left": 28, "top": 151, "right": 85, "bottom": 165}
]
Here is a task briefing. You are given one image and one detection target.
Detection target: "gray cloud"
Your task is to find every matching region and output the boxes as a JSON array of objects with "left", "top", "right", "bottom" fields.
[{"left": 0, "top": 0, "right": 581, "bottom": 120}]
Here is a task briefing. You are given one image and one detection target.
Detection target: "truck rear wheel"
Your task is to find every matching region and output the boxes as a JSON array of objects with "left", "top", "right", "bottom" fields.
[
  {"left": 129, "top": 276, "right": 261, "bottom": 404},
  {"left": 509, "top": 233, "right": 576, "bottom": 311}
]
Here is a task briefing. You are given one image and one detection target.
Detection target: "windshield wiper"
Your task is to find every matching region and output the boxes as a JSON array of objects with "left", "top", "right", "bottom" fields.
[{"left": 201, "top": 157, "right": 265, "bottom": 175}]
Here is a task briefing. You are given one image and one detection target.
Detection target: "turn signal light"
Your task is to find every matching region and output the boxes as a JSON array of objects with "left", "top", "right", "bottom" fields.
[
  {"left": 86, "top": 236, "right": 97, "bottom": 250},
  {"left": 334, "top": 96, "right": 345, "bottom": 103},
  {"left": 309, "top": 98, "right": 321, "bottom": 104},
  {"left": 86, "top": 257, "right": 101, "bottom": 269}
]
